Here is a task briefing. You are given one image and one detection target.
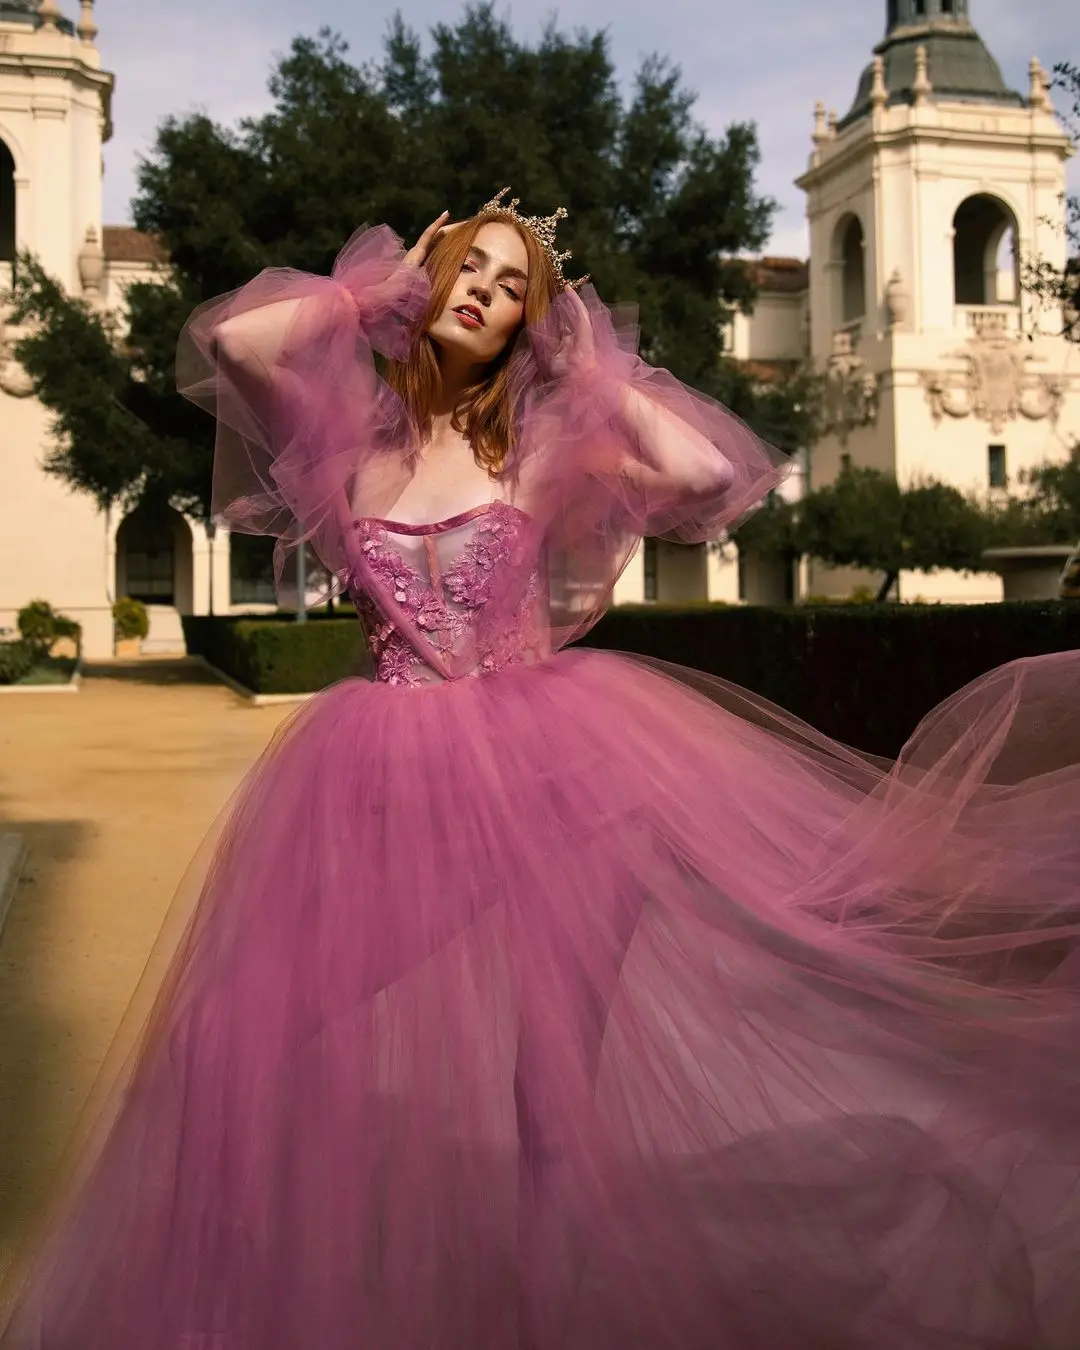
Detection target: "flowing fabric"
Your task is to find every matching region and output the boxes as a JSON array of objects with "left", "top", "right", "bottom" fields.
[
  {"left": 174, "top": 224, "right": 789, "bottom": 667},
  {"left": 3, "top": 226, "right": 1080, "bottom": 1350}
]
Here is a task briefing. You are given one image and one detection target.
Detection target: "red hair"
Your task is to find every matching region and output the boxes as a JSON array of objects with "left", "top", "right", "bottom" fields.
[{"left": 383, "top": 211, "right": 561, "bottom": 473}]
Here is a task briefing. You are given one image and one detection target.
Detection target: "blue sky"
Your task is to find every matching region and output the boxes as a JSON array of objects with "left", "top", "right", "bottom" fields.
[{"left": 97, "top": 0, "right": 1075, "bottom": 258}]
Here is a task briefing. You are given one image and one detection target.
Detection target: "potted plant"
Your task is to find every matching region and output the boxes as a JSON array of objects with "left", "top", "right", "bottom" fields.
[{"left": 113, "top": 597, "right": 149, "bottom": 657}]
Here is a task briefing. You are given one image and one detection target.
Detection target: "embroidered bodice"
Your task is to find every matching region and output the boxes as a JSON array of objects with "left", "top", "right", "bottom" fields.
[{"left": 344, "top": 501, "right": 546, "bottom": 687}]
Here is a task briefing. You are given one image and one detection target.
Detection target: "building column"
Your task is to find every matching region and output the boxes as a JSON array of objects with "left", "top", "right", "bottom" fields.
[
  {"left": 707, "top": 543, "right": 739, "bottom": 603},
  {"left": 612, "top": 538, "right": 646, "bottom": 605}
]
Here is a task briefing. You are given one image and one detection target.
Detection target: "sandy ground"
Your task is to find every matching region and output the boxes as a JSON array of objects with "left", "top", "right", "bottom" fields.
[{"left": 0, "top": 660, "right": 292, "bottom": 1275}]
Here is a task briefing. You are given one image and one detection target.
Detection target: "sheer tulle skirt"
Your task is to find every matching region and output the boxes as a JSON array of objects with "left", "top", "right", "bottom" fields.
[{"left": 3, "top": 647, "right": 1080, "bottom": 1350}]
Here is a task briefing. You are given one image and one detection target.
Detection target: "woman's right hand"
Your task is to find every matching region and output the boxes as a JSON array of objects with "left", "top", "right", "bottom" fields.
[
  {"left": 403, "top": 211, "right": 457, "bottom": 269},
  {"left": 340, "top": 213, "right": 459, "bottom": 330}
]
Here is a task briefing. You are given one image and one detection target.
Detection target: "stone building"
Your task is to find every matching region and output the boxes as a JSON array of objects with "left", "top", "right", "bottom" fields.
[
  {"left": 1, "top": 0, "right": 1076, "bottom": 657},
  {"left": 795, "top": 0, "right": 1078, "bottom": 603}
]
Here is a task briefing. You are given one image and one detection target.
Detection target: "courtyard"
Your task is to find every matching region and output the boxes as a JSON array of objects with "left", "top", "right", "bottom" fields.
[{"left": 0, "top": 662, "right": 291, "bottom": 1278}]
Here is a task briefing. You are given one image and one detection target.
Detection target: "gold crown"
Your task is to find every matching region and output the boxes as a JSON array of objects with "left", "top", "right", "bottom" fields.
[{"left": 478, "top": 187, "right": 588, "bottom": 290}]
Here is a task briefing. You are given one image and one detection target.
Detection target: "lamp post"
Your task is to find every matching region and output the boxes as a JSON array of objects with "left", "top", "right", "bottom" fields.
[
  {"left": 206, "top": 520, "right": 216, "bottom": 616},
  {"left": 296, "top": 542, "right": 307, "bottom": 623}
]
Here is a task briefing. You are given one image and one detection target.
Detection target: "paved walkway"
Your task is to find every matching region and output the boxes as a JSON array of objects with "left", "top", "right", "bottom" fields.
[{"left": 0, "top": 661, "right": 292, "bottom": 1275}]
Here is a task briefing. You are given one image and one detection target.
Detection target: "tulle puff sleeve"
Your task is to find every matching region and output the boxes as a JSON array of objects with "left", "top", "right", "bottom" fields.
[
  {"left": 176, "top": 225, "right": 428, "bottom": 594},
  {"left": 495, "top": 287, "right": 792, "bottom": 650}
]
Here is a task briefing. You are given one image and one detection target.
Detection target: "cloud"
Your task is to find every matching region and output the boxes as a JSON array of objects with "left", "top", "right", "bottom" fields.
[{"left": 98, "top": 0, "right": 1076, "bottom": 263}]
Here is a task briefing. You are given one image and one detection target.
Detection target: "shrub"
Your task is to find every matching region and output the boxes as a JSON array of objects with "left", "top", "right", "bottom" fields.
[
  {"left": 113, "top": 597, "right": 149, "bottom": 641},
  {"left": 18, "top": 600, "right": 57, "bottom": 659},
  {"left": 182, "top": 615, "right": 367, "bottom": 694},
  {"left": 182, "top": 601, "right": 1080, "bottom": 756},
  {"left": 582, "top": 600, "right": 1080, "bottom": 757},
  {"left": 17, "top": 599, "right": 81, "bottom": 659},
  {"left": 0, "top": 640, "right": 35, "bottom": 685}
]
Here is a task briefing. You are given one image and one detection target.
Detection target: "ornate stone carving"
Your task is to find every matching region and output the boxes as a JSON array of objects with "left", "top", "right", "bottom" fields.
[
  {"left": 884, "top": 269, "right": 910, "bottom": 329},
  {"left": 37, "top": 0, "right": 62, "bottom": 32},
  {"left": 77, "top": 0, "right": 98, "bottom": 44},
  {"left": 921, "top": 328, "right": 1065, "bottom": 434},
  {"left": 824, "top": 329, "right": 879, "bottom": 446},
  {"left": 79, "top": 225, "right": 104, "bottom": 302}
]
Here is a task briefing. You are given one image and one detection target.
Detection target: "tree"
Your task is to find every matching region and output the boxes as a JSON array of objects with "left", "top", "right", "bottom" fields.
[
  {"left": 10, "top": 4, "right": 809, "bottom": 521},
  {"left": 984, "top": 444, "right": 1080, "bottom": 547},
  {"left": 8, "top": 257, "right": 210, "bottom": 516},
  {"left": 1022, "top": 60, "right": 1079, "bottom": 341},
  {"left": 785, "top": 458, "right": 993, "bottom": 603}
]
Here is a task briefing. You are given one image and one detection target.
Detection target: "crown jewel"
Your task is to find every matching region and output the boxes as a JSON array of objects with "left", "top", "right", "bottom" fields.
[{"left": 478, "top": 187, "right": 588, "bottom": 290}]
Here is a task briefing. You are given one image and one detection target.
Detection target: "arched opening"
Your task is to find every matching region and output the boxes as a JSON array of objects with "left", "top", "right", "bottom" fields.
[
  {"left": 229, "top": 533, "right": 278, "bottom": 606},
  {"left": 0, "top": 136, "right": 15, "bottom": 289},
  {"left": 953, "top": 194, "right": 1019, "bottom": 307},
  {"left": 115, "top": 503, "right": 193, "bottom": 610},
  {"left": 834, "top": 215, "right": 866, "bottom": 328}
]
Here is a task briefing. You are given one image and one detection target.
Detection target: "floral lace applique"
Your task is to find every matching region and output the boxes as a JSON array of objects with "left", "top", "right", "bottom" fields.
[{"left": 346, "top": 502, "right": 541, "bottom": 687}]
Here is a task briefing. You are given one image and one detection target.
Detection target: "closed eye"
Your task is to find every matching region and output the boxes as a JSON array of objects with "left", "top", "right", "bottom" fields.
[{"left": 462, "top": 259, "right": 524, "bottom": 301}]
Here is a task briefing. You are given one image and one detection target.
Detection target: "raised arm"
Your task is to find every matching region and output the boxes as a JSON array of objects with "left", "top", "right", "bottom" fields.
[
  {"left": 537, "top": 286, "right": 783, "bottom": 542},
  {"left": 613, "top": 380, "right": 736, "bottom": 500},
  {"left": 210, "top": 212, "right": 452, "bottom": 394}
]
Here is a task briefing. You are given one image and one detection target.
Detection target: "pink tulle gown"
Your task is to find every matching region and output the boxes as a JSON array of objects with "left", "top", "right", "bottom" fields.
[{"left": 3, "top": 226, "right": 1080, "bottom": 1350}]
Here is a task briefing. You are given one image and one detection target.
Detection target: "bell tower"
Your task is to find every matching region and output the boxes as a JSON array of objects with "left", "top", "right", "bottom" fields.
[
  {"left": 795, "top": 0, "right": 1077, "bottom": 602},
  {"left": 0, "top": 0, "right": 118, "bottom": 654},
  {"left": 0, "top": 0, "right": 112, "bottom": 297}
]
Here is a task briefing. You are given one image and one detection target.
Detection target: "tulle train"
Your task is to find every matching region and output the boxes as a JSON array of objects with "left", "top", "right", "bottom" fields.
[{"left": 3, "top": 647, "right": 1080, "bottom": 1350}]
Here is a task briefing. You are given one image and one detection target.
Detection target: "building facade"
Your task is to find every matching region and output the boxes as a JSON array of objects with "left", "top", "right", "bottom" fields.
[
  {"left": 1, "top": 0, "right": 1076, "bottom": 659},
  {"left": 797, "top": 0, "right": 1078, "bottom": 601}
]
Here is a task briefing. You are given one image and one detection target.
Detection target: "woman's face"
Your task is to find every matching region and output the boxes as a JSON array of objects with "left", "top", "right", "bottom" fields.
[{"left": 427, "top": 222, "right": 530, "bottom": 366}]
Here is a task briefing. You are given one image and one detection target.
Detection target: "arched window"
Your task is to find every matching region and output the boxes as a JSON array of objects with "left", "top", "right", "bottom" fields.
[
  {"left": 0, "top": 137, "right": 15, "bottom": 283},
  {"left": 952, "top": 194, "right": 1018, "bottom": 306},
  {"left": 836, "top": 215, "right": 866, "bottom": 326}
]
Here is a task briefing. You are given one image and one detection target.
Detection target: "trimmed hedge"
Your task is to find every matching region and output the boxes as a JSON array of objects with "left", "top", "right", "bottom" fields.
[
  {"left": 183, "top": 615, "right": 367, "bottom": 695},
  {"left": 183, "top": 602, "right": 1080, "bottom": 756},
  {"left": 581, "top": 601, "right": 1080, "bottom": 756},
  {"left": 0, "top": 640, "right": 36, "bottom": 685}
]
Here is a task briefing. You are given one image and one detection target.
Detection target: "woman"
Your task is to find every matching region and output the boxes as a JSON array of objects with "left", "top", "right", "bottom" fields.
[{"left": 2, "top": 191, "right": 1080, "bottom": 1350}]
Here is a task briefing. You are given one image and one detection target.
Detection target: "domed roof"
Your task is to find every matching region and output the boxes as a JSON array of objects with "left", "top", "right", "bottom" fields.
[
  {"left": 841, "top": 15, "right": 1022, "bottom": 128},
  {"left": 0, "top": 1, "right": 75, "bottom": 34}
]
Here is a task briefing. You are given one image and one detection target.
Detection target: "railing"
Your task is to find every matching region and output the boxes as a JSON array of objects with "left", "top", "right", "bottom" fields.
[{"left": 956, "top": 304, "right": 1021, "bottom": 337}]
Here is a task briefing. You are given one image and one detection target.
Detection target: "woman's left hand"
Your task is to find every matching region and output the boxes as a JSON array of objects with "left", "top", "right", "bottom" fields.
[{"left": 547, "top": 286, "right": 598, "bottom": 383}]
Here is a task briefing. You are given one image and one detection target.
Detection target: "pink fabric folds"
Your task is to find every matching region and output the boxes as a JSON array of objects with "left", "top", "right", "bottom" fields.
[
  {"left": 176, "top": 225, "right": 431, "bottom": 598},
  {"left": 176, "top": 225, "right": 789, "bottom": 668},
  {"left": 2, "top": 647, "right": 1080, "bottom": 1349},
  {"left": 497, "top": 286, "right": 790, "bottom": 649}
]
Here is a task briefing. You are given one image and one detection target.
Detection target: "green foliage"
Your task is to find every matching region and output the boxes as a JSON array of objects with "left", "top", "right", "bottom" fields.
[
  {"left": 182, "top": 616, "right": 367, "bottom": 694},
  {"left": 0, "top": 641, "right": 36, "bottom": 685},
  {"left": 728, "top": 490, "right": 801, "bottom": 560},
  {"left": 16, "top": 599, "right": 81, "bottom": 660},
  {"left": 582, "top": 600, "right": 1080, "bottom": 757},
  {"left": 16, "top": 4, "right": 795, "bottom": 520},
  {"left": 983, "top": 444, "right": 1080, "bottom": 546},
  {"left": 708, "top": 360, "right": 825, "bottom": 457},
  {"left": 729, "top": 457, "right": 995, "bottom": 601},
  {"left": 113, "top": 597, "right": 150, "bottom": 640},
  {"left": 182, "top": 600, "right": 1080, "bottom": 754},
  {"left": 802, "top": 586, "right": 878, "bottom": 605},
  {"left": 1021, "top": 61, "right": 1079, "bottom": 340}
]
